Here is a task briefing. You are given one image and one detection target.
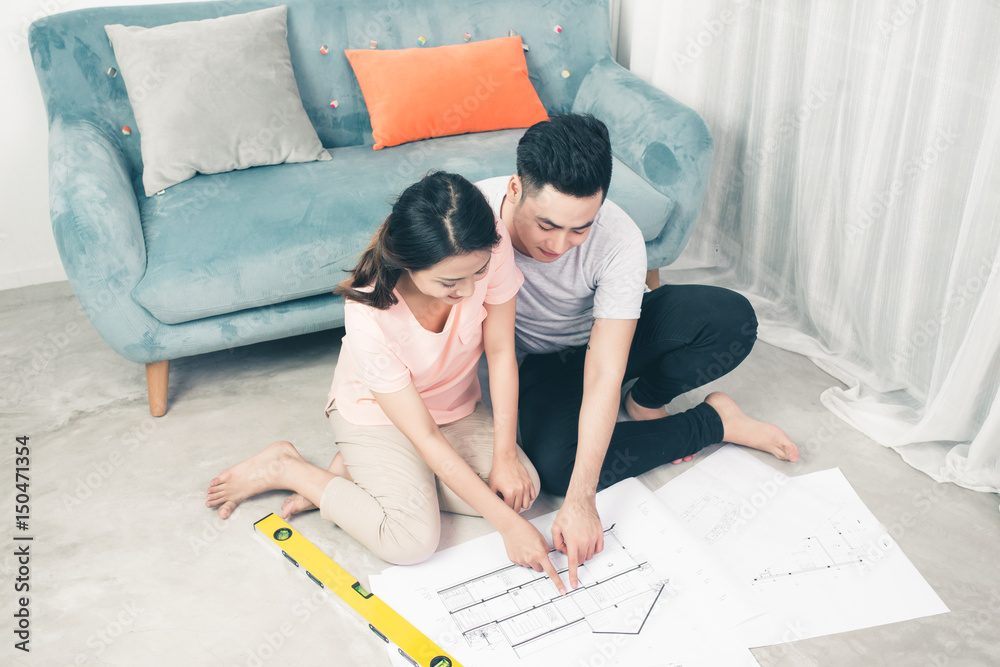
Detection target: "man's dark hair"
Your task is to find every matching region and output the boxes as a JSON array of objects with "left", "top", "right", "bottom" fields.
[{"left": 516, "top": 113, "right": 612, "bottom": 202}]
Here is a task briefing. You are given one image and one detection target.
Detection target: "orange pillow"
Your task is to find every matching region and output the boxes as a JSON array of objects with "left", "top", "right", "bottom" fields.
[{"left": 345, "top": 36, "right": 549, "bottom": 150}]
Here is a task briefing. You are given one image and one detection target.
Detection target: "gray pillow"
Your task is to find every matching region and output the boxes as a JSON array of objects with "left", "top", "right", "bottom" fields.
[{"left": 105, "top": 5, "right": 330, "bottom": 197}]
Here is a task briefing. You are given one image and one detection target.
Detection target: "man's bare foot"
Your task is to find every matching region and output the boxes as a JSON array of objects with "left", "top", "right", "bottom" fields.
[
  {"left": 704, "top": 392, "right": 799, "bottom": 462},
  {"left": 625, "top": 390, "right": 669, "bottom": 421},
  {"left": 207, "top": 441, "right": 305, "bottom": 519},
  {"left": 280, "top": 451, "right": 351, "bottom": 518}
]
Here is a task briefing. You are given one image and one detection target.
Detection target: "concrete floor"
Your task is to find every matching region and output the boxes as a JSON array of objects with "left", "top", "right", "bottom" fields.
[{"left": 2, "top": 280, "right": 999, "bottom": 667}]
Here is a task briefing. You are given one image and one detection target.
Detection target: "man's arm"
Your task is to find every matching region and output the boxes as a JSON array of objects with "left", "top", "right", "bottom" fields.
[{"left": 551, "top": 317, "right": 638, "bottom": 588}]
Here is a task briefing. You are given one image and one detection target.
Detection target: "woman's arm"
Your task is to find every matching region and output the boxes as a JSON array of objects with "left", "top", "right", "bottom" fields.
[
  {"left": 372, "top": 383, "right": 564, "bottom": 593},
  {"left": 483, "top": 296, "right": 536, "bottom": 512}
]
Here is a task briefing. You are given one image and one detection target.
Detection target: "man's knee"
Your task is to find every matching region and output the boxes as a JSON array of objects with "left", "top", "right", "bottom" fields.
[
  {"left": 707, "top": 288, "right": 757, "bottom": 360},
  {"left": 532, "top": 449, "right": 573, "bottom": 496},
  {"left": 518, "top": 434, "right": 573, "bottom": 496},
  {"left": 538, "top": 467, "right": 573, "bottom": 497},
  {"left": 728, "top": 290, "right": 758, "bottom": 346}
]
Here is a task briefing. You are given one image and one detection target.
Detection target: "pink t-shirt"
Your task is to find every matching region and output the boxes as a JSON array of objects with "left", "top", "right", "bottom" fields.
[{"left": 326, "top": 220, "right": 523, "bottom": 425}]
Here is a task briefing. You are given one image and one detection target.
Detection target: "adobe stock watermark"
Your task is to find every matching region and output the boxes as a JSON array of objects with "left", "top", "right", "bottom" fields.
[
  {"left": 8, "top": 0, "right": 75, "bottom": 53},
  {"left": 726, "top": 85, "right": 835, "bottom": 191},
  {"left": 888, "top": 258, "right": 997, "bottom": 370},
  {"left": 926, "top": 584, "right": 1000, "bottom": 666},
  {"left": 878, "top": 0, "right": 927, "bottom": 35},
  {"left": 843, "top": 483, "right": 950, "bottom": 580},
  {"left": 237, "top": 585, "right": 345, "bottom": 666},
  {"left": 733, "top": 468, "right": 790, "bottom": 528},
  {"left": 679, "top": 319, "right": 757, "bottom": 393},
  {"left": 188, "top": 513, "right": 234, "bottom": 556},
  {"left": 7, "top": 320, "right": 83, "bottom": 401},
  {"left": 60, "top": 418, "right": 159, "bottom": 512},
  {"left": 801, "top": 411, "right": 841, "bottom": 458},
  {"left": 848, "top": 126, "right": 959, "bottom": 242},
  {"left": 118, "top": 64, "right": 167, "bottom": 104},
  {"left": 761, "top": 619, "right": 813, "bottom": 661},
  {"left": 67, "top": 600, "right": 144, "bottom": 666},
  {"left": 672, "top": 0, "right": 751, "bottom": 72},
  {"left": 348, "top": 0, "right": 407, "bottom": 47},
  {"left": 239, "top": 620, "right": 298, "bottom": 667},
  {"left": 383, "top": 140, "right": 439, "bottom": 190}
]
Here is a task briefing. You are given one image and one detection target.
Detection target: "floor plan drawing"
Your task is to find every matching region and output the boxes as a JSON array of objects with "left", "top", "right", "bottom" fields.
[
  {"left": 678, "top": 492, "right": 742, "bottom": 545},
  {"left": 436, "top": 527, "right": 670, "bottom": 658},
  {"left": 751, "top": 508, "right": 892, "bottom": 588}
]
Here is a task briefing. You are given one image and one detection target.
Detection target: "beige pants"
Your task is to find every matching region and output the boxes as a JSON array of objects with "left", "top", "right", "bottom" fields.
[{"left": 321, "top": 402, "right": 540, "bottom": 565}]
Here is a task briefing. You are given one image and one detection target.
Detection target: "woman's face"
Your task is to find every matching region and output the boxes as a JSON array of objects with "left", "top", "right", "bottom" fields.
[{"left": 407, "top": 250, "right": 492, "bottom": 304}]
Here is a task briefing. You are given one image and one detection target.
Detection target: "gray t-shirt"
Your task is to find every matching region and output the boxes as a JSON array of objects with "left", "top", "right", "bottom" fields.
[{"left": 476, "top": 176, "right": 648, "bottom": 356}]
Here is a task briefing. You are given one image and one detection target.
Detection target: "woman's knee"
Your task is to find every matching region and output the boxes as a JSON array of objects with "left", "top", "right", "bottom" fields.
[
  {"left": 528, "top": 463, "right": 542, "bottom": 502},
  {"left": 373, "top": 514, "right": 441, "bottom": 565}
]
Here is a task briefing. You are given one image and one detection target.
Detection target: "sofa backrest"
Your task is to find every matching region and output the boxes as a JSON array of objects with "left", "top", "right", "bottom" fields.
[{"left": 30, "top": 0, "right": 613, "bottom": 179}]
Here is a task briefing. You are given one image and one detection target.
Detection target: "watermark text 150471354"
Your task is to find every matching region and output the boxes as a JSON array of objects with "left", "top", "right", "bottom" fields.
[{"left": 14, "top": 435, "right": 32, "bottom": 653}]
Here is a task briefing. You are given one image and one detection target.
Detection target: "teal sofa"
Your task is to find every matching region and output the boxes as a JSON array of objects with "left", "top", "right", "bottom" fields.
[{"left": 29, "top": 0, "right": 713, "bottom": 415}]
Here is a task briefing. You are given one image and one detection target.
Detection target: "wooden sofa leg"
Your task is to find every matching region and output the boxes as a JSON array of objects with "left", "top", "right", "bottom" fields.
[
  {"left": 645, "top": 269, "right": 661, "bottom": 290},
  {"left": 146, "top": 360, "right": 169, "bottom": 417}
]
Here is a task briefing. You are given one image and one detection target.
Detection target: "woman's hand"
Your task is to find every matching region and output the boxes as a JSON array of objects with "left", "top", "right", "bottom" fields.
[
  {"left": 489, "top": 454, "right": 536, "bottom": 513},
  {"left": 501, "top": 518, "right": 566, "bottom": 595}
]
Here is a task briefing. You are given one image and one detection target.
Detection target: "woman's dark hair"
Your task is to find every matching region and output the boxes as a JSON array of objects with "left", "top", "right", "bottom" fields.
[
  {"left": 335, "top": 172, "right": 500, "bottom": 309},
  {"left": 516, "top": 113, "right": 613, "bottom": 202}
]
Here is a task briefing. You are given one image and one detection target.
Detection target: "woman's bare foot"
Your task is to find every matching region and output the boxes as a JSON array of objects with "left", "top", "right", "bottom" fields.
[
  {"left": 280, "top": 451, "right": 351, "bottom": 518},
  {"left": 625, "top": 390, "right": 669, "bottom": 421},
  {"left": 207, "top": 441, "right": 306, "bottom": 519},
  {"left": 704, "top": 392, "right": 799, "bottom": 462}
]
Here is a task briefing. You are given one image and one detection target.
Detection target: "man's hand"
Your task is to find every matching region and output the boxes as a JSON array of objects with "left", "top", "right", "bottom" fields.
[
  {"left": 501, "top": 517, "right": 566, "bottom": 595},
  {"left": 489, "top": 455, "right": 536, "bottom": 513},
  {"left": 551, "top": 494, "right": 604, "bottom": 589}
]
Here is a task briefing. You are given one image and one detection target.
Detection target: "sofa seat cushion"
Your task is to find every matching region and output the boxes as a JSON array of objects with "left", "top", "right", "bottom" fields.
[{"left": 132, "top": 129, "right": 674, "bottom": 325}]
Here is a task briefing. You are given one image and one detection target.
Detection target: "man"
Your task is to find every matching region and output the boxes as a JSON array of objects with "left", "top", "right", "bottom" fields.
[{"left": 477, "top": 114, "right": 799, "bottom": 589}]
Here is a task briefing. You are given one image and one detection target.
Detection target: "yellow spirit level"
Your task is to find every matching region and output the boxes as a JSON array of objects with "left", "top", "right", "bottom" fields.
[{"left": 254, "top": 513, "right": 461, "bottom": 667}]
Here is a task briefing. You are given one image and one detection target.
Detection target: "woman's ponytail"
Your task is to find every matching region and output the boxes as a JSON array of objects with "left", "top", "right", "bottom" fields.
[{"left": 333, "top": 215, "right": 402, "bottom": 309}]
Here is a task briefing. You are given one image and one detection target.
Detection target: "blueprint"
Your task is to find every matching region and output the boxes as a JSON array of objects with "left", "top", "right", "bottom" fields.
[
  {"left": 371, "top": 478, "right": 762, "bottom": 667},
  {"left": 654, "top": 447, "right": 949, "bottom": 646},
  {"left": 736, "top": 468, "right": 949, "bottom": 645},
  {"left": 751, "top": 508, "right": 884, "bottom": 586},
  {"left": 439, "top": 528, "right": 668, "bottom": 657},
  {"left": 367, "top": 448, "right": 947, "bottom": 664},
  {"left": 654, "top": 446, "right": 839, "bottom": 580}
]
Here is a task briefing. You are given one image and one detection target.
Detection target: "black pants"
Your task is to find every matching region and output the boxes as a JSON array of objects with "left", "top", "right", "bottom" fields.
[{"left": 518, "top": 284, "right": 757, "bottom": 495}]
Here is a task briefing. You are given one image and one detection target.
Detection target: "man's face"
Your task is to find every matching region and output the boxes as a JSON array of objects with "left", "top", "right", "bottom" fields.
[{"left": 508, "top": 180, "right": 602, "bottom": 263}]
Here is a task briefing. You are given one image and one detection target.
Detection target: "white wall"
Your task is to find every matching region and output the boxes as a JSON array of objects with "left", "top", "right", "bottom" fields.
[{"left": 0, "top": 0, "right": 179, "bottom": 292}]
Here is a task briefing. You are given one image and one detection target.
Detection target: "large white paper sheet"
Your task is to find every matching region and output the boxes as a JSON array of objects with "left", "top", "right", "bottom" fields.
[
  {"left": 652, "top": 446, "right": 838, "bottom": 580},
  {"left": 371, "top": 478, "right": 761, "bottom": 667},
  {"left": 733, "top": 469, "right": 949, "bottom": 645},
  {"left": 654, "top": 446, "right": 949, "bottom": 646}
]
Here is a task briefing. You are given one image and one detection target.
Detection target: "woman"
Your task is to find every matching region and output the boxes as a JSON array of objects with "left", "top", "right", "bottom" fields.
[{"left": 207, "top": 172, "right": 564, "bottom": 590}]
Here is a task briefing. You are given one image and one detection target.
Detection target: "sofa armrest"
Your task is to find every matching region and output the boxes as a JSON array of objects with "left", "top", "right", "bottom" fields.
[
  {"left": 48, "top": 119, "right": 162, "bottom": 362},
  {"left": 572, "top": 57, "right": 714, "bottom": 268}
]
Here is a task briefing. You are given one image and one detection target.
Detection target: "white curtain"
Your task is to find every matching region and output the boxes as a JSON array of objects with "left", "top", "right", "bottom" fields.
[{"left": 624, "top": 0, "right": 1000, "bottom": 493}]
